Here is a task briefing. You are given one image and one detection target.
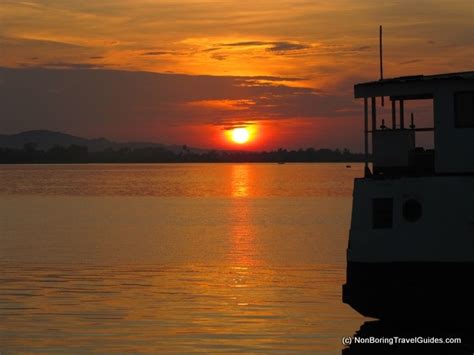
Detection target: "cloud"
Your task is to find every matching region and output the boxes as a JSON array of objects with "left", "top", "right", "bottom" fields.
[
  {"left": 266, "top": 42, "right": 310, "bottom": 52},
  {"left": 141, "top": 51, "right": 171, "bottom": 56},
  {"left": 223, "top": 123, "right": 254, "bottom": 130},
  {"left": 236, "top": 75, "right": 304, "bottom": 82},
  {"left": 220, "top": 40, "right": 310, "bottom": 53},
  {"left": 19, "top": 62, "right": 107, "bottom": 69},
  {"left": 221, "top": 41, "right": 268, "bottom": 47},
  {"left": 0, "top": 67, "right": 356, "bottom": 137},
  {"left": 0, "top": 36, "right": 85, "bottom": 50},
  {"left": 210, "top": 40, "right": 370, "bottom": 59},
  {"left": 211, "top": 53, "right": 227, "bottom": 61},
  {"left": 187, "top": 99, "right": 255, "bottom": 111}
]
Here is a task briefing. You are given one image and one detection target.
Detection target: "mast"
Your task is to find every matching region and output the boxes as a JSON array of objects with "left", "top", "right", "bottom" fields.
[{"left": 379, "top": 25, "right": 384, "bottom": 106}]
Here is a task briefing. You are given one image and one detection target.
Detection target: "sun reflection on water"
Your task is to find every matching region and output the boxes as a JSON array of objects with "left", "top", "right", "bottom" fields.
[
  {"left": 229, "top": 165, "right": 260, "bottom": 267},
  {"left": 231, "top": 164, "right": 251, "bottom": 198}
]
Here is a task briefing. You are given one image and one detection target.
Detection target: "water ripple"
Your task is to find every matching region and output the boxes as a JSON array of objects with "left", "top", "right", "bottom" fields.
[{"left": 0, "top": 263, "right": 361, "bottom": 353}]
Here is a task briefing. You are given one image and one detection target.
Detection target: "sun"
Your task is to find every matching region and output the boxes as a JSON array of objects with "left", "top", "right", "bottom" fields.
[
  {"left": 225, "top": 125, "right": 257, "bottom": 145},
  {"left": 231, "top": 127, "right": 250, "bottom": 144}
]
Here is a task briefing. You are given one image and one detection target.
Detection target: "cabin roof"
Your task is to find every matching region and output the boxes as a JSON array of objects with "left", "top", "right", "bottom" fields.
[{"left": 354, "top": 71, "right": 474, "bottom": 99}]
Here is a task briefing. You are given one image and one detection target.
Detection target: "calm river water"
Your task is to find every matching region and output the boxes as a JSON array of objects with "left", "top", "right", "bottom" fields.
[{"left": 1, "top": 163, "right": 364, "bottom": 353}]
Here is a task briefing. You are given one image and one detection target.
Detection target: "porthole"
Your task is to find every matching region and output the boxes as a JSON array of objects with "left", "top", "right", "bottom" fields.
[{"left": 403, "top": 199, "right": 422, "bottom": 222}]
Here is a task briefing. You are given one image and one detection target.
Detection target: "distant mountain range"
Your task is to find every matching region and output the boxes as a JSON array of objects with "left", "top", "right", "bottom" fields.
[
  {"left": 0, "top": 130, "right": 200, "bottom": 153},
  {"left": 0, "top": 130, "right": 366, "bottom": 164}
]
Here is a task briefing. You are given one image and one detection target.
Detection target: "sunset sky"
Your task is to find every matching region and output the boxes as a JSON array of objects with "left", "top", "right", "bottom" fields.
[{"left": 1, "top": 0, "right": 473, "bottom": 150}]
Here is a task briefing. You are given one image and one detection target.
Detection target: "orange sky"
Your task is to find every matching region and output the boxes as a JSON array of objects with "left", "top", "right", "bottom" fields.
[{"left": 1, "top": 0, "right": 473, "bottom": 150}]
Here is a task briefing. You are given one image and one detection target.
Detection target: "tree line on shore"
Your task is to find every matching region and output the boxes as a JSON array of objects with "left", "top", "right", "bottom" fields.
[{"left": 0, "top": 143, "right": 366, "bottom": 163}]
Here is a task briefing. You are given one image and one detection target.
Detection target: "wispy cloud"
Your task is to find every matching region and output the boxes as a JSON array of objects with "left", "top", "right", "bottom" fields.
[
  {"left": 0, "top": 36, "right": 85, "bottom": 49},
  {"left": 140, "top": 51, "right": 171, "bottom": 56},
  {"left": 220, "top": 40, "right": 310, "bottom": 53},
  {"left": 267, "top": 42, "right": 310, "bottom": 52},
  {"left": 19, "top": 61, "right": 107, "bottom": 69},
  {"left": 221, "top": 41, "right": 268, "bottom": 47}
]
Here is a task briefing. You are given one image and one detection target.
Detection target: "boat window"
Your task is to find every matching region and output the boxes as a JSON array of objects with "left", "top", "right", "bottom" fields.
[
  {"left": 454, "top": 91, "right": 474, "bottom": 128},
  {"left": 403, "top": 199, "right": 422, "bottom": 222},
  {"left": 372, "top": 198, "right": 393, "bottom": 229}
]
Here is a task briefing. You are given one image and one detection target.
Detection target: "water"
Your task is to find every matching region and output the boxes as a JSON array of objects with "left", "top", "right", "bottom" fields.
[{"left": 0, "top": 163, "right": 364, "bottom": 353}]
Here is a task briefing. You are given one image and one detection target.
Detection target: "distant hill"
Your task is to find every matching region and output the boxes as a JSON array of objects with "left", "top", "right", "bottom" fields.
[
  {"left": 0, "top": 130, "right": 197, "bottom": 153},
  {"left": 0, "top": 130, "right": 366, "bottom": 164}
]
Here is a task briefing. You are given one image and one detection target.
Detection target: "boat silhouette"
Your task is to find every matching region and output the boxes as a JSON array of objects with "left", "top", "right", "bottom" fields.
[{"left": 343, "top": 71, "right": 474, "bottom": 320}]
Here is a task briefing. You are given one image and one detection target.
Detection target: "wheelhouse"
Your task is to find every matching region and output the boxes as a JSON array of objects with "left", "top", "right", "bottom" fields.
[{"left": 355, "top": 71, "right": 474, "bottom": 177}]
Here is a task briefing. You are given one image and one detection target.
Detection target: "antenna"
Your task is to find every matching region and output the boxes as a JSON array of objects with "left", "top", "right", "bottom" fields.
[
  {"left": 379, "top": 25, "right": 384, "bottom": 106},
  {"left": 379, "top": 25, "right": 383, "bottom": 81}
]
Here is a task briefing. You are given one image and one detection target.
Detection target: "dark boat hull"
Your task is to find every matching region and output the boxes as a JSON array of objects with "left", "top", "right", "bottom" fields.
[{"left": 343, "top": 261, "right": 474, "bottom": 320}]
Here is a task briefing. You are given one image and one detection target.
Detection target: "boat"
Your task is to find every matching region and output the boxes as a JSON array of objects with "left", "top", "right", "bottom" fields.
[{"left": 343, "top": 71, "right": 474, "bottom": 320}]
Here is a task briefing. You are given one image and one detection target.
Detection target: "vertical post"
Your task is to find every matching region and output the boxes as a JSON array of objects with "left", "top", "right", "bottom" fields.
[
  {"left": 369, "top": 97, "right": 376, "bottom": 178},
  {"left": 391, "top": 99, "right": 396, "bottom": 129},
  {"left": 399, "top": 100, "right": 405, "bottom": 129},
  {"left": 371, "top": 97, "right": 377, "bottom": 131},
  {"left": 410, "top": 112, "right": 415, "bottom": 129},
  {"left": 364, "top": 97, "right": 369, "bottom": 175}
]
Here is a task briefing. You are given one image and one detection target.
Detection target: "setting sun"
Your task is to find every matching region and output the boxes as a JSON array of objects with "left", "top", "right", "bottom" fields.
[{"left": 231, "top": 127, "right": 250, "bottom": 144}]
